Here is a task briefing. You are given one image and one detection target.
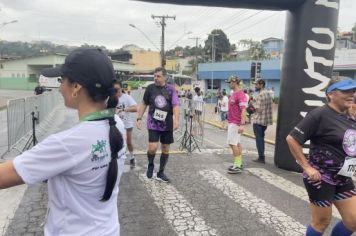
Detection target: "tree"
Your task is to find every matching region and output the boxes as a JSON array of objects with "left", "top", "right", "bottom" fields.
[
  {"left": 204, "top": 29, "right": 231, "bottom": 62},
  {"left": 238, "top": 39, "right": 270, "bottom": 60}
]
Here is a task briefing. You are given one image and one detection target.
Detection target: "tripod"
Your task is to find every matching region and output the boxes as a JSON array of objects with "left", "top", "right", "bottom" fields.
[
  {"left": 179, "top": 110, "right": 201, "bottom": 153},
  {"left": 23, "top": 111, "right": 38, "bottom": 151}
]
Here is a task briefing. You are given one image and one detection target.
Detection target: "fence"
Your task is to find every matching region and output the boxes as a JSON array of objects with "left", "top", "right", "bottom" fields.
[{"left": 6, "top": 90, "right": 62, "bottom": 154}]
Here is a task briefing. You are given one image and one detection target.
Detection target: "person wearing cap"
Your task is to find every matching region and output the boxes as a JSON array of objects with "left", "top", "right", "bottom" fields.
[
  {"left": 136, "top": 67, "right": 180, "bottom": 183},
  {"left": 225, "top": 75, "right": 248, "bottom": 174},
  {"left": 286, "top": 77, "right": 356, "bottom": 236},
  {"left": 251, "top": 79, "right": 273, "bottom": 163},
  {"left": 0, "top": 48, "right": 127, "bottom": 235},
  {"left": 114, "top": 80, "right": 138, "bottom": 168}
]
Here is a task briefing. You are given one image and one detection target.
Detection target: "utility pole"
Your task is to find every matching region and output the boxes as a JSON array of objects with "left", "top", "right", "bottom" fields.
[
  {"left": 189, "top": 37, "right": 200, "bottom": 80},
  {"left": 151, "top": 15, "right": 175, "bottom": 68},
  {"left": 210, "top": 33, "right": 219, "bottom": 103}
]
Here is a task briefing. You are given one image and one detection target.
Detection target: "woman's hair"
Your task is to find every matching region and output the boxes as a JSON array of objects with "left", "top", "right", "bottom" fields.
[
  {"left": 325, "top": 76, "right": 348, "bottom": 102},
  {"left": 194, "top": 87, "right": 201, "bottom": 96},
  {"left": 113, "top": 80, "right": 125, "bottom": 94},
  {"left": 102, "top": 93, "right": 124, "bottom": 201}
]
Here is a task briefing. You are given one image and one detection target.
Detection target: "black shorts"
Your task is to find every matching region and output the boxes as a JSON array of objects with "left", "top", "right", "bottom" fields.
[
  {"left": 195, "top": 110, "right": 202, "bottom": 116},
  {"left": 148, "top": 130, "right": 174, "bottom": 144},
  {"left": 303, "top": 178, "right": 356, "bottom": 207}
]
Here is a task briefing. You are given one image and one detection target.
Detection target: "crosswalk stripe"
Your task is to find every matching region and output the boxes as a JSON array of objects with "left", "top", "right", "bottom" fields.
[
  {"left": 247, "top": 168, "right": 342, "bottom": 219},
  {"left": 199, "top": 169, "right": 305, "bottom": 236},
  {"left": 138, "top": 174, "right": 219, "bottom": 236}
]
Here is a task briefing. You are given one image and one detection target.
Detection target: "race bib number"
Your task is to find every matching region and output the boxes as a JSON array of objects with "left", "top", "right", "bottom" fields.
[
  {"left": 337, "top": 157, "right": 356, "bottom": 177},
  {"left": 153, "top": 109, "right": 167, "bottom": 121}
]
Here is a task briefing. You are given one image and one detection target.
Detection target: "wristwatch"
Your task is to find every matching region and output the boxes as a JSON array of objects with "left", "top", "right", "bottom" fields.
[{"left": 136, "top": 117, "right": 142, "bottom": 121}]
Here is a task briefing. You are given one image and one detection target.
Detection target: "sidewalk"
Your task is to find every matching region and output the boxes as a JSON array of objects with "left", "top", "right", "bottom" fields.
[{"left": 203, "top": 103, "right": 277, "bottom": 145}]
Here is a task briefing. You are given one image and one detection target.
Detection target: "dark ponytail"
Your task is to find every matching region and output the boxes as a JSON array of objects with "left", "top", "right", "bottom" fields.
[{"left": 101, "top": 94, "right": 124, "bottom": 201}]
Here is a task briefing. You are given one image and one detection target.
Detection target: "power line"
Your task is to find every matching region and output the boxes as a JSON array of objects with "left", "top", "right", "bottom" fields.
[
  {"left": 223, "top": 10, "right": 264, "bottom": 31},
  {"left": 229, "top": 12, "right": 280, "bottom": 37}
]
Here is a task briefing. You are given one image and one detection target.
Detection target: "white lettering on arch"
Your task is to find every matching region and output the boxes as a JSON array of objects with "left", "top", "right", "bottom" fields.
[
  {"left": 307, "top": 28, "right": 334, "bottom": 50},
  {"left": 315, "top": 0, "right": 339, "bottom": 9},
  {"left": 303, "top": 48, "right": 333, "bottom": 97}
]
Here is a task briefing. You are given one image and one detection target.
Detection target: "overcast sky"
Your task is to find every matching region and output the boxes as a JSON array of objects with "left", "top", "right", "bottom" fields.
[{"left": 0, "top": 0, "right": 355, "bottom": 50}]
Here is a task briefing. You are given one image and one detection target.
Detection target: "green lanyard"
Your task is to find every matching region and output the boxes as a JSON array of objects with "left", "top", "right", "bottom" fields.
[{"left": 80, "top": 109, "right": 115, "bottom": 121}]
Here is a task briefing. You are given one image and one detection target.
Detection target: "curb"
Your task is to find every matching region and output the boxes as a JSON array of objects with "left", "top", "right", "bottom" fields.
[{"left": 204, "top": 120, "right": 276, "bottom": 145}]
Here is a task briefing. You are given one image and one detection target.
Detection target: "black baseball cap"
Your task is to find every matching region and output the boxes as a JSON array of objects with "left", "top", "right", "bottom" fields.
[{"left": 41, "top": 48, "right": 115, "bottom": 94}]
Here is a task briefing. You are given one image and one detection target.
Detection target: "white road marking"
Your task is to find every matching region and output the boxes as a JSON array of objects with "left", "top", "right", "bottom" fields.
[
  {"left": 247, "top": 168, "right": 342, "bottom": 219},
  {"left": 199, "top": 169, "right": 305, "bottom": 236},
  {"left": 138, "top": 174, "right": 219, "bottom": 236}
]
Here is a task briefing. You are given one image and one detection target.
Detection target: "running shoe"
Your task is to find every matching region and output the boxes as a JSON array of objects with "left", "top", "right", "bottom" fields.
[
  {"left": 156, "top": 171, "right": 170, "bottom": 183},
  {"left": 147, "top": 164, "right": 154, "bottom": 178},
  {"left": 228, "top": 166, "right": 242, "bottom": 174},
  {"left": 129, "top": 158, "right": 136, "bottom": 168}
]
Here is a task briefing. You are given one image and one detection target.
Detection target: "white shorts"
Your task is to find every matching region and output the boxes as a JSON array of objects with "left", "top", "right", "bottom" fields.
[{"left": 227, "top": 123, "right": 241, "bottom": 145}]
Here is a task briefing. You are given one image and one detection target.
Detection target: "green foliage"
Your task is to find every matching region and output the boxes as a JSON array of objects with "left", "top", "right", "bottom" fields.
[
  {"left": 0, "top": 40, "right": 108, "bottom": 58},
  {"left": 238, "top": 39, "right": 270, "bottom": 60},
  {"left": 204, "top": 29, "right": 231, "bottom": 62}
]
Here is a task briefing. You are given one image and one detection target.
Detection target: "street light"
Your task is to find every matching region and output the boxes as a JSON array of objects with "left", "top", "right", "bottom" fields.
[
  {"left": 129, "top": 24, "right": 160, "bottom": 51},
  {"left": 0, "top": 20, "right": 18, "bottom": 30},
  {"left": 209, "top": 33, "right": 219, "bottom": 103}
]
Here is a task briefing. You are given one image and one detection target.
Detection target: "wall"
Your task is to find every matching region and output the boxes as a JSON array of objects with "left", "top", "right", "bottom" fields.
[{"left": 0, "top": 77, "right": 37, "bottom": 90}]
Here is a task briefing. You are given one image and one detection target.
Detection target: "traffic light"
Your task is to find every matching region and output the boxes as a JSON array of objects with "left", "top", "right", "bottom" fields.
[
  {"left": 250, "top": 62, "right": 256, "bottom": 79},
  {"left": 256, "top": 62, "right": 261, "bottom": 79}
]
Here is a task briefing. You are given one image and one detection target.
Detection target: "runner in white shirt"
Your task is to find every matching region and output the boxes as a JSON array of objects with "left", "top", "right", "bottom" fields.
[
  {"left": 218, "top": 91, "right": 229, "bottom": 129},
  {"left": 114, "top": 80, "right": 138, "bottom": 168},
  {"left": 193, "top": 87, "right": 204, "bottom": 135},
  {"left": 0, "top": 48, "right": 126, "bottom": 236}
]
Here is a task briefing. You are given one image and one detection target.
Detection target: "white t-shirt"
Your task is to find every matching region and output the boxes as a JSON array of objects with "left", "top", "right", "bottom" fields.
[
  {"left": 193, "top": 94, "right": 204, "bottom": 112},
  {"left": 13, "top": 116, "right": 127, "bottom": 236},
  {"left": 116, "top": 93, "right": 137, "bottom": 129},
  {"left": 219, "top": 96, "right": 229, "bottom": 112}
]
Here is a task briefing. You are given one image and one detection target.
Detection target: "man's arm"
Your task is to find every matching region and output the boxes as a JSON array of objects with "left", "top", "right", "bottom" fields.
[
  {"left": 173, "top": 106, "right": 180, "bottom": 130},
  {"left": 0, "top": 161, "right": 24, "bottom": 189}
]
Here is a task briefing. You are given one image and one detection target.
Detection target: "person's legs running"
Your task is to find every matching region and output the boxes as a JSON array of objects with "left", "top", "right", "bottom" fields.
[
  {"left": 253, "top": 124, "right": 267, "bottom": 163},
  {"left": 332, "top": 187, "right": 356, "bottom": 235},
  {"left": 147, "top": 130, "right": 159, "bottom": 178},
  {"left": 126, "top": 128, "right": 136, "bottom": 168},
  {"left": 156, "top": 131, "right": 174, "bottom": 182},
  {"left": 227, "top": 123, "right": 242, "bottom": 174}
]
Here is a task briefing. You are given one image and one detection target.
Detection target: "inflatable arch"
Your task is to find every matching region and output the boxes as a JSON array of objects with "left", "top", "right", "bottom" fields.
[{"left": 139, "top": 0, "right": 340, "bottom": 172}]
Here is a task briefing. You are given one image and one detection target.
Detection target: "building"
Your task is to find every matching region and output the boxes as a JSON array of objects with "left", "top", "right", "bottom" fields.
[
  {"left": 198, "top": 59, "right": 280, "bottom": 97},
  {"left": 261, "top": 37, "right": 284, "bottom": 58},
  {"left": 198, "top": 48, "right": 356, "bottom": 100},
  {"left": 0, "top": 54, "right": 134, "bottom": 90}
]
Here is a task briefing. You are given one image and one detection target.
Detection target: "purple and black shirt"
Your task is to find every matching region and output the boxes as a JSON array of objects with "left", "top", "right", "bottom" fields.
[
  {"left": 289, "top": 105, "right": 356, "bottom": 185},
  {"left": 143, "top": 83, "right": 180, "bottom": 131}
]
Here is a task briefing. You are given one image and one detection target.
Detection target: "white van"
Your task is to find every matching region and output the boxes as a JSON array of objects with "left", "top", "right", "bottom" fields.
[{"left": 39, "top": 74, "right": 61, "bottom": 88}]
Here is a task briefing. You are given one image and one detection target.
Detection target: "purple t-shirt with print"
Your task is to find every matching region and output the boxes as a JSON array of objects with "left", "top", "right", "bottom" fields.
[{"left": 143, "top": 83, "right": 180, "bottom": 131}]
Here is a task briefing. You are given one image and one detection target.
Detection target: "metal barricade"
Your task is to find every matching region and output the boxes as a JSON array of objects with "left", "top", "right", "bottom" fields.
[
  {"left": 5, "top": 90, "right": 62, "bottom": 154},
  {"left": 7, "top": 99, "right": 26, "bottom": 151}
]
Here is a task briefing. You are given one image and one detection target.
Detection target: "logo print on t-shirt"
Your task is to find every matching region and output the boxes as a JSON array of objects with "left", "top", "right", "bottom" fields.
[
  {"left": 91, "top": 140, "right": 109, "bottom": 162},
  {"left": 155, "top": 95, "right": 167, "bottom": 108},
  {"left": 343, "top": 129, "right": 356, "bottom": 156}
]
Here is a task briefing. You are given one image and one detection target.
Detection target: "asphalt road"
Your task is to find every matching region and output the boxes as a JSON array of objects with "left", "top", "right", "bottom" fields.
[{"left": 1, "top": 103, "right": 350, "bottom": 236}]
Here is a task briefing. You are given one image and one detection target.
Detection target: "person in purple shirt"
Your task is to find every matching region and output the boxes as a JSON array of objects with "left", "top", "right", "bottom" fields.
[{"left": 136, "top": 67, "right": 180, "bottom": 182}]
